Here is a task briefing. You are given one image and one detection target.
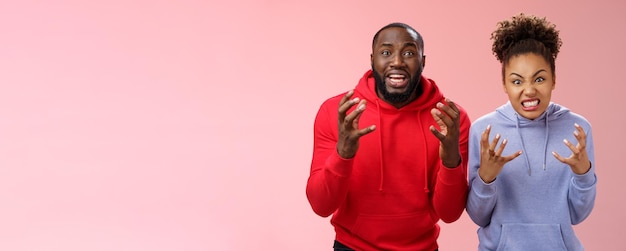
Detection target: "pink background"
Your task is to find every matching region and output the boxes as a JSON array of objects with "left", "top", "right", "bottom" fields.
[{"left": 0, "top": 0, "right": 623, "bottom": 250}]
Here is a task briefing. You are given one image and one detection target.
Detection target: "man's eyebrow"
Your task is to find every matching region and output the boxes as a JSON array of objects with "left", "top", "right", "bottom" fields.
[
  {"left": 403, "top": 42, "right": 417, "bottom": 48},
  {"left": 378, "top": 42, "right": 417, "bottom": 48}
]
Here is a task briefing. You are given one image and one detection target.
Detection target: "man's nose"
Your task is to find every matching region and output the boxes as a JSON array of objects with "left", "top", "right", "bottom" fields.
[{"left": 390, "top": 54, "right": 404, "bottom": 67}]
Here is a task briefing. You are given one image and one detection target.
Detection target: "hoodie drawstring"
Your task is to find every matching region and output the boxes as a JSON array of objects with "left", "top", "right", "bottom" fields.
[
  {"left": 376, "top": 100, "right": 384, "bottom": 191},
  {"left": 417, "top": 110, "right": 430, "bottom": 193},
  {"left": 516, "top": 112, "right": 551, "bottom": 175},
  {"left": 543, "top": 114, "right": 549, "bottom": 170},
  {"left": 516, "top": 114, "right": 532, "bottom": 176}
]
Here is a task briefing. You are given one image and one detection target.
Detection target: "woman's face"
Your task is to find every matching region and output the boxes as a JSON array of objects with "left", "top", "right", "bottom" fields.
[{"left": 503, "top": 53, "right": 556, "bottom": 120}]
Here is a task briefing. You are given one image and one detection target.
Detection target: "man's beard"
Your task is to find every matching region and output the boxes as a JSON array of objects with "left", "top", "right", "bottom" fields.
[{"left": 372, "top": 66, "right": 423, "bottom": 104}]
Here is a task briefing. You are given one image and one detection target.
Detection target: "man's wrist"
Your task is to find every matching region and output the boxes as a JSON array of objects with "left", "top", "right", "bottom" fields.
[{"left": 442, "top": 157, "right": 461, "bottom": 168}]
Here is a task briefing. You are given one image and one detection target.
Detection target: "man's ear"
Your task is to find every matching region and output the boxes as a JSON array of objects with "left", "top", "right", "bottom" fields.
[
  {"left": 370, "top": 53, "right": 373, "bottom": 64},
  {"left": 422, "top": 55, "right": 426, "bottom": 68}
]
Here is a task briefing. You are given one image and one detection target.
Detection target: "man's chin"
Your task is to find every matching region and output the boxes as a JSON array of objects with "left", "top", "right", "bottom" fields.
[{"left": 386, "top": 86, "right": 409, "bottom": 94}]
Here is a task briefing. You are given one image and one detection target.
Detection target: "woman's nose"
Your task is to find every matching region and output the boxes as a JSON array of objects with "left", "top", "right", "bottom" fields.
[{"left": 524, "top": 85, "right": 537, "bottom": 96}]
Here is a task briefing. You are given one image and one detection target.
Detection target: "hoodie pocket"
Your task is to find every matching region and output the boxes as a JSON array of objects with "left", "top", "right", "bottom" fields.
[
  {"left": 352, "top": 211, "right": 435, "bottom": 245},
  {"left": 496, "top": 223, "right": 567, "bottom": 251}
]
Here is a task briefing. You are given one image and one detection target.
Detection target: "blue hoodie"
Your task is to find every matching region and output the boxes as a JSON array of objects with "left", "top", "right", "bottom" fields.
[{"left": 466, "top": 102, "right": 597, "bottom": 251}]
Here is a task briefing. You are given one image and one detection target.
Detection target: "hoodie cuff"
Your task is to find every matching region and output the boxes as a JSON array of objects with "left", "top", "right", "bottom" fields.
[
  {"left": 325, "top": 150, "right": 354, "bottom": 177},
  {"left": 438, "top": 164, "right": 467, "bottom": 185},
  {"left": 572, "top": 167, "right": 597, "bottom": 189},
  {"left": 472, "top": 177, "right": 497, "bottom": 197}
]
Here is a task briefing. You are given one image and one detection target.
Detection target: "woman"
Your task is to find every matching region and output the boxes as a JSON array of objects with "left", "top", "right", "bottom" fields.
[{"left": 466, "top": 13, "right": 597, "bottom": 251}]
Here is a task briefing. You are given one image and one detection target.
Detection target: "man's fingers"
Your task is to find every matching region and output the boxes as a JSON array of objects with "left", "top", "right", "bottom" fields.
[
  {"left": 438, "top": 99, "right": 460, "bottom": 120},
  {"left": 339, "top": 90, "right": 354, "bottom": 106},
  {"left": 339, "top": 98, "right": 375, "bottom": 139},
  {"left": 429, "top": 125, "right": 445, "bottom": 141},
  {"left": 338, "top": 90, "right": 354, "bottom": 114},
  {"left": 429, "top": 109, "right": 447, "bottom": 143},
  {"left": 344, "top": 100, "right": 367, "bottom": 125},
  {"left": 351, "top": 101, "right": 367, "bottom": 128},
  {"left": 430, "top": 108, "right": 447, "bottom": 127},
  {"left": 444, "top": 98, "right": 460, "bottom": 114},
  {"left": 339, "top": 97, "right": 360, "bottom": 114},
  {"left": 432, "top": 103, "right": 456, "bottom": 126},
  {"left": 339, "top": 97, "right": 361, "bottom": 124},
  {"left": 356, "top": 125, "right": 376, "bottom": 137}
]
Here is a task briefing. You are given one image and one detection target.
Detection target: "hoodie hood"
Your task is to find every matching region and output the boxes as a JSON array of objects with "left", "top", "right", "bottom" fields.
[
  {"left": 354, "top": 70, "right": 444, "bottom": 192},
  {"left": 495, "top": 101, "right": 570, "bottom": 124},
  {"left": 496, "top": 101, "right": 571, "bottom": 175}
]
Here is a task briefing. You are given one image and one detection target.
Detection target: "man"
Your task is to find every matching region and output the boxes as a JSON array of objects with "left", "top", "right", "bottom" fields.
[{"left": 306, "top": 23, "right": 470, "bottom": 250}]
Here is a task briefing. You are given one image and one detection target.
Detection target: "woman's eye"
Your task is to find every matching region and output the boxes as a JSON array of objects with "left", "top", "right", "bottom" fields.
[
  {"left": 535, "top": 77, "right": 545, "bottom": 83},
  {"left": 513, "top": 80, "right": 521, "bottom": 85}
]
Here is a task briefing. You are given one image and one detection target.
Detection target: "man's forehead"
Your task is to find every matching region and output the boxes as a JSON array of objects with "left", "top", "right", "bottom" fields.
[
  {"left": 377, "top": 27, "right": 419, "bottom": 44},
  {"left": 404, "top": 28, "right": 419, "bottom": 41}
]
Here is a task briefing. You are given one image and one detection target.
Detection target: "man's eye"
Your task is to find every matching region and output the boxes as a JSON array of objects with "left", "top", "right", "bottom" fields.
[
  {"left": 381, "top": 51, "right": 390, "bottom": 56},
  {"left": 404, "top": 51, "right": 415, "bottom": 56}
]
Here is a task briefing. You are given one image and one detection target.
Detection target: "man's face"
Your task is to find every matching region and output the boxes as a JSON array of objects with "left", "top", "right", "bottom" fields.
[{"left": 371, "top": 27, "right": 425, "bottom": 105}]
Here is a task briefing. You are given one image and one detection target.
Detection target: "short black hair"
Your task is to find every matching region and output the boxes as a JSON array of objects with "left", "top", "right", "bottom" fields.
[{"left": 372, "top": 22, "right": 424, "bottom": 52}]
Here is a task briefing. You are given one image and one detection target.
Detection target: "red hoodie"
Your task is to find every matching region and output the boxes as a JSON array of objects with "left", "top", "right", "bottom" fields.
[{"left": 306, "top": 70, "right": 469, "bottom": 250}]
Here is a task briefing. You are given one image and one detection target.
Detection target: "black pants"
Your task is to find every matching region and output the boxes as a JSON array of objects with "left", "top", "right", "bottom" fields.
[
  {"left": 333, "top": 240, "right": 354, "bottom": 251},
  {"left": 333, "top": 240, "right": 439, "bottom": 251}
]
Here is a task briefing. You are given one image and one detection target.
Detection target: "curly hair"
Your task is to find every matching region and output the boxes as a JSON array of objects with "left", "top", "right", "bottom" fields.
[{"left": 491, "top": 13, "right": 562, "bottom": 74}]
